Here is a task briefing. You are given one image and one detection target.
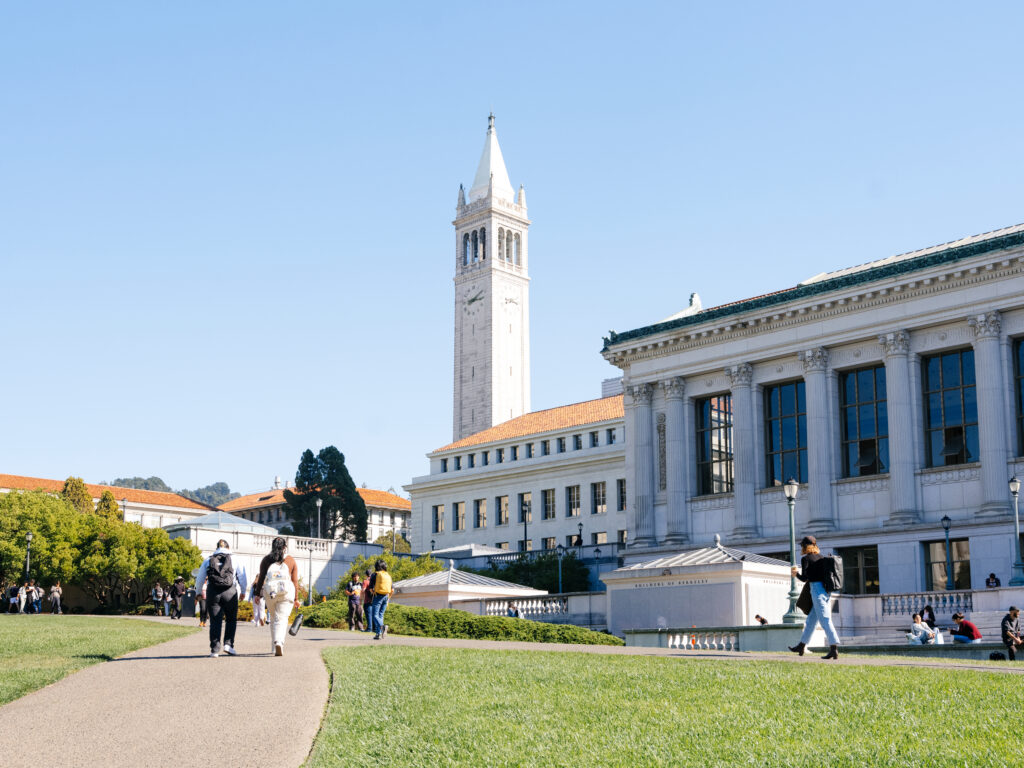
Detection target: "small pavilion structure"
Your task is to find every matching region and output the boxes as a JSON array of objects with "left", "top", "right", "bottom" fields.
[{"left": 393, "top": 560, "right": 547, "bottom": 611}]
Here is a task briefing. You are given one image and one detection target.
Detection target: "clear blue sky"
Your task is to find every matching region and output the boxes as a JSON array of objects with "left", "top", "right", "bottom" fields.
[{"left": 2, "top": 3, "right": 1022, "bottom": 499}]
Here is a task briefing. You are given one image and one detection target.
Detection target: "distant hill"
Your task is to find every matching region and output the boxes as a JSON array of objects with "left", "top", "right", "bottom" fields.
[{"left": 104, "top": 477, "right": 240, "bottom": 508}]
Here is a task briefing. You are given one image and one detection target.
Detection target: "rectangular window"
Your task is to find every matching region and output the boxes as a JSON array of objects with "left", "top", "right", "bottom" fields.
[
  {"left": 496, "top": 541, "right": 509, "bottom": 550},
  {"left": 496, "top": 448, "right": 504, "bottom": 464},
  {"left": 617, "top": 478, "right": 626, "bottom": 511},
  {"left": 542, "top": 536, "right": 556, "bottom": 551},
  {"left": 924, "top": 538, "right": 971, "bottom": 590},
  {"left": 496, "top": 496, "right": 509, "bottom": 526},
  {"left": 542, "top": 489, "right": 556, "bottom": 520},
  {"left": 696, "top": 394, "right": 734, "bottom": 494},
  {"left": 590, "top": 431, "right": 600, "bottom": 447},
  {"left": 452, "top": 502, "right": 465, "bottom": 531},
  {"left": 525, "top": 443, "right": 534, "bottom": 459},
  {"left": 840, "top": 366, "right": 889, "bottom": 477},
  {"left": 923, "top": 349, "right": 978, "bottom": 467},
  {"left": 607, "top": 428, "right": 616, "bottom": 444},
  {"left": 566, "top": 535, "right": 577, "bottom": 548},
  {"left": 566, "top": 485, "right": 581, "bottom": 517},
  {"left": 518, "top": 539, "right": 533, "bottom": 552},
  {"left": 591, "top": 481, "right": 607, "bottom": 514},
  {"left": 482, "top": 451, "right": 489, "bottom": 466},
  {"left": 617, "top": 529, "right": 628, "bottom": 545},
  {"left": 511, "top": 446, "right": 519, "bottom": 461},
  {"left": 541, "top": 440, "right": 550, "bottom": 456},
  {"left": 592, "top": 531, "right": 608, "bottom": 545},
  {"left": 764, "top": 380, "right": 808, "bottom": 486},
  {"left": 432, "top": 504, "right": 445, "bottom": 534},
  {"left": 557, "top": 437, "right": 566, "bottom": 453},
  {"left": 518, "top": 492, "right": 532, "bottom": 524},
  {"left": 440, "top": 458, "right": 448, "bottom": 473},
  {"left": 1014, "top": 339, "right": 1024, "bottom": 455},
  {"left": 837, "top": 545, "right": 880, "bottom": 595},
  {"left": 573, "top": 434, "right": 583, "bottom": 450},
  {"left": 454, "top": 456, "right": 462, "bottom": 471},
  {"left": 474, "top": 499, "right": 487, "bottom": 528},
  {"left": 467, "top": 454, "right": 475, "bottom": 469}
]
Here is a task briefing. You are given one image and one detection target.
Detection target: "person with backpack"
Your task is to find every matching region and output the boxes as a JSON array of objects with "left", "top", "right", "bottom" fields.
[
  {"left": 344, "top": 573, "right": 364, "bottom": 631},
  {"left": 788, "top": 535, "right": 840, "bottom": 660},
  {"left": 194, "top": 539, "right": 248, "bottom": 658},
  {"left": 251, "top": 537, "right": 300, "bottom": 657},
  {"left": 151, "top": 582, "right": 165, "bottom": 615},
  {"left": 368, "top": 559, "right": 394, "bottom": 640},
  {"left": 170, "top": 576, "right": 186, "bottom": 620}
]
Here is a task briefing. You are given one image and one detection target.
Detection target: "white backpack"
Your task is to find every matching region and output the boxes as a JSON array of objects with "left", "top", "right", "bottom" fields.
[{"left": 262, "top": 560, "right": 294, "bottom": 602}]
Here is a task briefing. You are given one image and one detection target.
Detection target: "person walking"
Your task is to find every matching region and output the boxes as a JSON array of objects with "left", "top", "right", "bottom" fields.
[
  {"left": 361, "top": 569, "right": 374, "bottom": 633},
  {"left": 170, "top": 576, "right": 186, "bottom": 620},
  {"left": 162, "top": 584, "right": 172, "bottom": 617},
  {"left": 251, "top": 537, "right": 300, "bottom": 657},
  {"left": 788, "top": 535, "right": 840, "bottom": 660},
  {"left": 194, "top": 539, "right": 248, "bottom": 658},
  {"left": 18, "top": 582, "right": 28, "bottom": 613},
  {"left": 368, "top": 559, "right": 394, "bottom": 640},
  {"left": 196, "top": 580, "right": 208, "bottom": 628},
  {"left": 344, "top": 573, "right": 364, "bottom": 631},
  {"left": 152, "top": 582, "right": 164, "bottom": 615},
  {"left": 49, "top": 582, "right": 63, "bottom": 614},
  {"left": 1000, "top": 606, "right": 1021, "bottom": 660}
]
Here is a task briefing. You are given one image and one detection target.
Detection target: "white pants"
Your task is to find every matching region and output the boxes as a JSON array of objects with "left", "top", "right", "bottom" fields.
[{"left": 266, "top": 595, "right": 294, "bottom": 651}]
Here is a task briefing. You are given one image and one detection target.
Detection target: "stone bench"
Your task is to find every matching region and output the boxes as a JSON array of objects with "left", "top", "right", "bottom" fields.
[{"left": 835, "top": 642, "right": 1013, "bottom": 661}]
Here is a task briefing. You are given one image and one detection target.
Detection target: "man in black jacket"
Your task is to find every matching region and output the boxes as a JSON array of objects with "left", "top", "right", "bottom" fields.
[
  {"left": 170, "top": 577, "right": 186, "bottom": 619},
  {"left": 1002, "top": 606, "right": 1022, "bottom": 660},
  {"left": 194, "top": 540, "right": 248, "bottom": 657}
]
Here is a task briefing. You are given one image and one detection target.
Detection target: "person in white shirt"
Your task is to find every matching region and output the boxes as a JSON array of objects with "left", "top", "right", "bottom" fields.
[
  {"left": 193, "top": 540, "right": 248, "bottom": 658},
  {"left": 909, "top": 613, "right": 936, "bottom": 644}
]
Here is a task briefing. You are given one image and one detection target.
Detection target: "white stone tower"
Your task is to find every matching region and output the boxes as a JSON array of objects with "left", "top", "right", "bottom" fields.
[{"left": 452, "top": 114, "right": 531, "bottom": 441}]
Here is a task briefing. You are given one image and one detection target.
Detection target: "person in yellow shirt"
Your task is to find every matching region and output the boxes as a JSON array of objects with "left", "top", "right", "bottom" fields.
[{"left": 368, "top": 560, "right": 394, "bottom": 640}]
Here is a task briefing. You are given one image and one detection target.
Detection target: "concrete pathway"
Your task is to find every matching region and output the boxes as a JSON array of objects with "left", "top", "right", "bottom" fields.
[{"left": 2, "top": 616, "right": 1021, "bottom": 768}]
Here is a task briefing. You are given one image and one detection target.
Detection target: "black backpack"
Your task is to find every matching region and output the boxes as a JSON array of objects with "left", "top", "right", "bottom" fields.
[
  {"left": 207, "top": 553, "right": 235, "bottom": 590},
  {"left": 825, "top": 554, "right": 844, "bottom": 593}
]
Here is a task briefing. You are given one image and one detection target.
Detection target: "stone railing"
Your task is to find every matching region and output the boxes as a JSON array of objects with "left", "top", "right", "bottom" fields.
[
  {"left": 880, "top": 590, "right": 972, "bottom": 617},
  {"left": 451, "top": 592, "right": 607, "bottom": 629},
  {"left": 483, "top": 596, "right": 569, "bottom": 619},
  {"left": 666, "top": 631, "right": 740, "bottom": 651}
]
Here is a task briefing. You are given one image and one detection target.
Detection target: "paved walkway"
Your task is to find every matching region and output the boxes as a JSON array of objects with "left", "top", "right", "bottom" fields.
[{"left": 2, "top": 616, "right": 1021, "bottom": 768}]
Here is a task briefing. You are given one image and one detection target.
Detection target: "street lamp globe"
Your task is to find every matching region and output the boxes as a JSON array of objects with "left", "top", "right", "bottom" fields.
[
  {"left": 25, "top": 531, "right": 33, "bottom": 545},
  {"left": 1010, "top": 476, "right": 1020, "bottom": 496},
  {"left": 783, "top": 477, "right": 799, "bottom": 502},
  {"left": 941, "top": 515, "right": 951, "bottom": 532}
]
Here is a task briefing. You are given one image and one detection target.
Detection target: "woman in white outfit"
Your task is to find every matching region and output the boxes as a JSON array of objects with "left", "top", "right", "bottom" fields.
[{"left": 251, "top": 537, "right": 300, "bottom": 656}]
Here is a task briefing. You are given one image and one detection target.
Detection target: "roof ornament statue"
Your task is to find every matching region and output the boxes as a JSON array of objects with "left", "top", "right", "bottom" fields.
[{"left": 713, "top": 533, "right": 722, "bottom": 548}]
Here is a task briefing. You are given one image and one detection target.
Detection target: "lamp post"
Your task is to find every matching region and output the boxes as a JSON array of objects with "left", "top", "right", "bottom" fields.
[
  {"left": 941, "top": 515, "right": 954, "bottom": 591},
  {"left": 1010, "top": 477, "right": 1024, "bottom": 586},
  {"left": 577, "top": 522, "right": 584, "bottom": 551},
  {"left": 555, "top": 544, "right": 565, "bottom": 594},
  {"left": 24, "top": 531, "right": 33, "bottom": 580},
  {"left": 315, "top": 497, "right": 323, "bottom": 540},
  {"left": 306, "top": 539, "right": 314, "bottom": 606},
  {"left": 430, "top": 539, "right": 436, "bottom": 552},
  {"left": 121, "top": 497, "right": 127, "bottom": 521},
  {"left": 782, "top": 478, "right": 802, "bottom": 624},
  {"left": 522, "top": 496, "right": 530, "bottom": 555}
]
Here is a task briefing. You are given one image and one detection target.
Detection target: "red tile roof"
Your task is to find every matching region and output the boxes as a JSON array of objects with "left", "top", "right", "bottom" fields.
[
  {"left": 220, "top": 486, "right": 411, "bottom": 513},
  {"left": 0, "top": 474, "right": 213, "bottom": 511},
  {"left": 435, "top": 395, "right": 624, "bottom": 452}
]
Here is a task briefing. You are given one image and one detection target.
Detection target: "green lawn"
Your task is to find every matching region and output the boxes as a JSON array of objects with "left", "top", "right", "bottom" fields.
[
  {"left": 0, "top": 615, "right": 195, "bottom": 705},
  {"left": 311, "top": 646, "right": 1015, "bottom": 767}
]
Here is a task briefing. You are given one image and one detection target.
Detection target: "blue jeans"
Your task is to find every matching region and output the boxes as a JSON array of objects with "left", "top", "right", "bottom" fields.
[
  {"left": 953, "top": 635, "right": 981, "bottom": 644},
  {"left": 369, "top": 594, "right": 389, "bottom": 635},
  {"left": 800, "top": 581, "right": 840, "bottom": 646}
]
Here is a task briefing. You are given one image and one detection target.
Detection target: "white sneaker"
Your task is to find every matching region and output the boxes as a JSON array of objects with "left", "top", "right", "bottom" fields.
[
  {"left": 224, "top": 644, "right": 238, "bottom": 656},
  {"left": 209, "top": 651, "right": 219, "bottom": 658}
]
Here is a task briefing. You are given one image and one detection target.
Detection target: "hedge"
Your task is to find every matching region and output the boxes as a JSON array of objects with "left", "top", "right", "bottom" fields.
[{"left": 298, "top": 600, "right": 623, "bottom": 646}]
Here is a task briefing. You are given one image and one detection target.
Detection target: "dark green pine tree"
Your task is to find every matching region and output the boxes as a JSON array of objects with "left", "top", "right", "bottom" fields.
[{"left": 283, "top": 447, "right": 368, "bottom": 541}]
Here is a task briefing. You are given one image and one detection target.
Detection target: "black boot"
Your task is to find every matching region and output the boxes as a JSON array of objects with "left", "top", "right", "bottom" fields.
[
  {"left": 788, "top": 642, "right": 806, "bottom": 656},
  {"left": 822, "top": 645, "right": 838, "bottom": 660}
]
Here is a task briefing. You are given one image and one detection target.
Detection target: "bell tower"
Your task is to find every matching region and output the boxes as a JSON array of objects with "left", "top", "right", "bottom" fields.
[{"left": 452, "top": 114, "right": 531, "bottom": 441}]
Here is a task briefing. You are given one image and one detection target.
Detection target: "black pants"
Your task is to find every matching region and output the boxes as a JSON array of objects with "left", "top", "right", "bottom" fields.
[
  {"left": 1007, "top": 642, "right": 1018, "bottom": 661},
  {"left": 208, "top": 587, "right": 238, "bottom": 651},
  {"left": 173, "top": 596, "right": 183, "bottom": 619},
  {"left": 198, "top": 598, "right": 208, "bottom": 623},
  {"left": 347, "top": 600, "right": 364, "bottom": 631}
]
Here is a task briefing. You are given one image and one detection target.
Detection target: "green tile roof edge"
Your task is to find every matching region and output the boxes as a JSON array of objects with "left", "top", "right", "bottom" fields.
[{"left": 602, "top": 228, "right": 1024, "bottom": 352}]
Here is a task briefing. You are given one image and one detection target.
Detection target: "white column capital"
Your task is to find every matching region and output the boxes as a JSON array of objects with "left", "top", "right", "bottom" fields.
[
  {"left": 878, "top": 330, "right": 911, "bottom": 357},
  {"left": 968, "top": 310, "right": 1002, "bottom": 341},
  {"left": 627, "top": 383, "right": 654, "bottom": 407},
  {"left": 661, "top": 376, "right": 686, "bottom": 401},
  {"left": 725, "top": 363, "right": 753, "bottom": 388},
  {"left": 799, "top": 347, "right": 830, "bottom": 373}
]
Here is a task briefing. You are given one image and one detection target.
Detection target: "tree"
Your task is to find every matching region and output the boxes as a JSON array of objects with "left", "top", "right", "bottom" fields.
[
  {"left": 374, "top": 530, "right": 411, "bottom": 554},
  {"left": 330, "top": 551, "right": 442, "bottom": 598},
  {"left": 95, "top": 490, "right": 123, "bottom": 521},
  {"left": 109, "top": 476, "right": 172, "bottom": 492},
  {"left": 0, "top": 490, "right": 82, "bottom": 589},
  {"left": 283, "top": 446, "right": 368, "bottom": 541},
  {"left": 61, "top": 476, "right": 94, "bottom": 515}
]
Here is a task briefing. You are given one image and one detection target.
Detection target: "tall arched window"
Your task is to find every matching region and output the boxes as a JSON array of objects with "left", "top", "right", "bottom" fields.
[
  {"left": 513, "top": 233, "right": 521, "bottom": 265},
  {"left": 463, "top": 233, "right": 470, "bottom": 266},
  {"left": 472, "top": 231, "right": 479, "bottom": 262},
  {"left": 506, "top": 231, "right": 513, "bottom": 262},
  {"left": 480, "top": 228, "right": 486, "bottom": 260},
  {"left": 497, "top": 228, "right": 505, "bottom": 261}
]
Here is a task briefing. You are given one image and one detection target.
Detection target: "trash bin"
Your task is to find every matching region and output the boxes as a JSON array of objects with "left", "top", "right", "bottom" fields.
[{"left": 182, "top": 588, "right": 197, "bottom": 618}]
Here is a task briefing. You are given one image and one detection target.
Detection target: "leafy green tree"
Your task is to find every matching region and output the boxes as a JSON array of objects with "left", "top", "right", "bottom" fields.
[
  {"left": 95, "top": 490, "right": 123, "bottom": 520},
  {"left": 0, "top": 490, "right": 82, "bottom": 588},
  {"left": 284, "top": 446, "right": 368, "bottom": 541},
  {"left": 465, "top": 552, "right": 591, "bottom": 593},
  {"left": 330, "top": 551, "right": 442, "bottom": 598},
  {"left": 61, "top": 476, "right": 94, "bottom": 515},
  {"left": 178, "top": 482, "right": 240, "bottom": 507},
  {"left": 374, "top": 530, "right": 411, "bottom": 553},
  {"left": 109, "top": 476, "right": 172, "bottom": 492}
]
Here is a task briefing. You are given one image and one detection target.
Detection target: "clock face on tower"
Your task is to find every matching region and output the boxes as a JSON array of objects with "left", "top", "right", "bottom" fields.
[{"left": 462, "top": 288, "right": 484, "bottom": 315}]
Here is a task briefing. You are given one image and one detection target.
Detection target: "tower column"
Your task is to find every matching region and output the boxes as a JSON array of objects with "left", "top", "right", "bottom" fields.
[
  {"left": 800, "top": 347, "right": 835, "bottom": 533},
  {"left": 879, "top": 330, "right": 918, "bottom": 525},
  {"left": 969, "top": 311, "right": 1011, "bottom": 518},
  {"left": 727, "top": 364, "right": 758, "bottom": 540},
  {"left": 662, "top": 377, "right": 690, "bottom": 545},
  {"left": 628, "top": 383, "right": 656, "bottom": 547}
]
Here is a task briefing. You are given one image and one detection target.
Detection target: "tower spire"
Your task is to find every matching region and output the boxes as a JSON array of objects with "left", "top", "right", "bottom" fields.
[{"left": 468, "top": 113, "right": 514, "bottom": 203}]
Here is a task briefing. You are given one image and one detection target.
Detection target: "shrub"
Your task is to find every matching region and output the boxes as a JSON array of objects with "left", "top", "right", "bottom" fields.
[
  {"left": 130, "top": 603, "right": 158, "bottom": 616},
  {"left": 299, "top": 600, "right": 623, "bottom": 646}
]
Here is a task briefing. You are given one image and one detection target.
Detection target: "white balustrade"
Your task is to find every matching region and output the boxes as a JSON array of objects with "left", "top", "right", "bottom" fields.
[{"left": 881, "top": 590, "right": 973, "bottom": 617}]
